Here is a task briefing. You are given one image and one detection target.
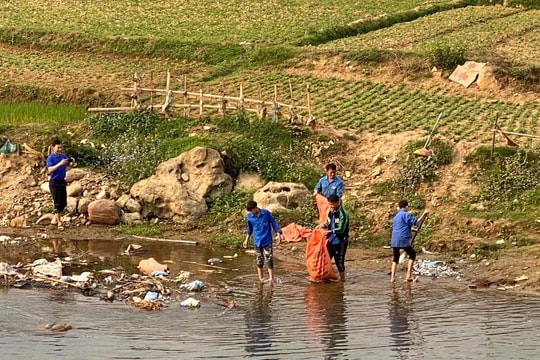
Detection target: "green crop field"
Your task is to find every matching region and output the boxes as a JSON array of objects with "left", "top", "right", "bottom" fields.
[
  {"left": 321, "top": 6, "right": 540, "bottom": 66},
  {"left": 1, "top": 0, "right": 539, "bottom": 145},
  {"left": 208, "top": 71, "right": 540, "bottom": 143},
  {"left": 0, "top": 0, "right": 452, "bottom": 45}
]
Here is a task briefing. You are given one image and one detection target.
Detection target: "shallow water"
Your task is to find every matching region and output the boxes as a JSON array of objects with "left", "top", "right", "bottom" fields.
[{"left": 1, "top": 238, "right": 539, "bottom": 359}]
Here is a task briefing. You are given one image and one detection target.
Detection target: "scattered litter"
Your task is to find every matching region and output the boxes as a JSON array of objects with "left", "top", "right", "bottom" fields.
[
  {"left": 144, "top": 291, "right": 160, "bottom": 301},
  {"left": 151, "top": 270, "right": 170, "bottom": 277},
  {"left": 127, "top": 296, "right": 163, "bottom": 311},
  {"left": 44, "top": 322, "right": 73, "bottom": 332},
  {"left": 0, "top": 262, "right": 18, "bottom": 276},
  {"left": 180, "top": 297, "right": 200, "bottom": 308},
  {"left": 30, "top": 258, "right": 49, "bottom": 267},
  {"left": 413, "top": 259, "right": 462, "bottom": 278},
  {"left": 138, "top": 257, "right": 169, "bottom": 276},
  {"left": 124, "top": 243, "right": 143, "bottom": 255},
  {"left": 172, "top": 271, "right": 191, "bottom": 282},
  {"left": 207, "top": 258, "right": 222, "bottom": 265},
  {"left": 223, "top": 254, "right": 238, "bottom": 259},
  {"left": 180, "top": 280, "right": 204, "bottom": 292},
  {"left": 32, "top": 258, "right": 63, "bottom": 278},
  {"left": 70, "top": 272, "right": 92, "bottom": 283},
  {"left": 0, "top": 235, "right": 11, "bottom": 242},
  {"left": 514, "top": 275, "right": 528, "bottom": 282}
]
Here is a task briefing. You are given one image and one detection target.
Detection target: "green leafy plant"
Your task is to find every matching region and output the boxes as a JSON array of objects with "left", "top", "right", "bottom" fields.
[{"left": 428, "top": 40, "right": 466, "bottom": 69}]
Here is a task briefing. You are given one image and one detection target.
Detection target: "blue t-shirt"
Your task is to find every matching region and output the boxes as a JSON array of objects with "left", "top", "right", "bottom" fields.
[
  {"left": 46, "top": 153, "right": 69, "bottom": 181},
  {"left": 391, "top": 209, "right": 418, "bottom": 248},
  {"left": 314, "top": 176, "right": 344, "bottom": 199},
  {"left": 246, "top": 208, "right": 281, "bottom": 248}
]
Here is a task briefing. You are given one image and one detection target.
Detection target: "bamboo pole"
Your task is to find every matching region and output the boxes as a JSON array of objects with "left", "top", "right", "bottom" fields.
[
  {"left": 132, "top": 235, "right": 199, "bottom": 245},
  {"left": 150, "top": 72, "right": 154, "bottom": 112},
  {"left": 199, "top": 87, "right": 204, "bottom": 116},
  {"left": 239, "top": 84, "right": 244, "bottom": 110},
  {"left": 491, "top": 113, "right": 498, "bottom": 160},
  {"left": 183, "top": 73, "right": 187, "bottom": 117},
  {"left": 306, "top": 83, "right": 312, "bottom": 117},
  {"left": 181, "top": 261, "right": 238, "bottom": 271},
  {"left": 119, "top": 87, "right": 305, "bottom": 108},
  {"left": 491, "top": 129, "right": 540, "bottom": 140}
]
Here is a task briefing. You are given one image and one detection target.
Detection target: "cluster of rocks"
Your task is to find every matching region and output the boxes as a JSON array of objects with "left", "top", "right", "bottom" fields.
[{"left": 3, "top": 146, "right": 315, "bottom": 228}]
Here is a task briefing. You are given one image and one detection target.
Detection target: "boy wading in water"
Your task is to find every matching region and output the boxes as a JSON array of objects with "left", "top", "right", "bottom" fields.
[
  {"left": 390, "top": 200, "right": 429, "bottom": 283},
  {"left": 320, "top": 194, "right": 349, "bottom": 282},
  {"left": 243, "top": 201, "right": 284, "bottom": 283}
]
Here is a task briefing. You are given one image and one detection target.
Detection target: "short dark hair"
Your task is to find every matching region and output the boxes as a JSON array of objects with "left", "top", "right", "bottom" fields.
[
  {"left": 52, "top": 139, "right": 62, "bottom": 146},
  {"left": 327, "top": 194, "right": 340, "bottom": 203},
  {"left": 325, "top": 163, "right": 337, "bottom": 171},
  {"left": 398, "top": 200, "right": 409, "bottom": 209},
  {"left": 246, "top": 200, "right": 258, "bottom": 211}
]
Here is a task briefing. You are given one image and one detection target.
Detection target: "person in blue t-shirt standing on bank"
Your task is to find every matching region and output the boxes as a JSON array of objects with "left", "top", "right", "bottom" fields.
[
  {"left": 46, "top": 139, "right": 74, "bottom": 229},
  {"left": 243, "top": 201, "right": 284, "bottom": 283},
  {"left": 390, "top": 200, "right": 429, "bottom": 283},
  {"left": 313, "top": 163, "right": 344, "bottom": 200}
]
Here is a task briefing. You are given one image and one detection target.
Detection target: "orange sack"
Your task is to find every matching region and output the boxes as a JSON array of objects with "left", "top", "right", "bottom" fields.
[
  {"left": 315, "top": 194, "right": 330, "bottom": 225},
  {"left": 305, "top": 228, "right": 337, "bottom": 282},
  {"left": 281, "top": 223, "right": 312, "bottom": 242}
]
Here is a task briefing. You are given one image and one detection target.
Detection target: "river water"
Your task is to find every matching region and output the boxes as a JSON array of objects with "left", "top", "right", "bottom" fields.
[{"left": 0, "top": 238, "right": 539, "bottom": 359}]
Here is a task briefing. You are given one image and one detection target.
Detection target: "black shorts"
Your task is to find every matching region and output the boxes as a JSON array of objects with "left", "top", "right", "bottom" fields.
[
  {"left": 392, "top": 246, "right": 416, "bottom": 263},
  {"left": 49, "top": 179, "right": 67, "bottom": 214}
]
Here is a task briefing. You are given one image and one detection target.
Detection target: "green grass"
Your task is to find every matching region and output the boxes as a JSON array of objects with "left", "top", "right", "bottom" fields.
[{"left": 0, "top": 102, "right": 87, "bottom": 126}]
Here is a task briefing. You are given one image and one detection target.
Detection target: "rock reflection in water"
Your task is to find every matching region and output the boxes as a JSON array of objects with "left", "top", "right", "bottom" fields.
[{"left": 304, "top": 282, "right": 348, "bottom": 359}]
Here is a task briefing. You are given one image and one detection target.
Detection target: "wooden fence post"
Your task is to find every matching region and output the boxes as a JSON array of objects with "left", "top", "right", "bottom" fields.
[
  {"left": 491, "top": 113, "right": 498, "bottom": 160},
  {"left": 199, "top": 87, "right": 204, "bottom": 116}
]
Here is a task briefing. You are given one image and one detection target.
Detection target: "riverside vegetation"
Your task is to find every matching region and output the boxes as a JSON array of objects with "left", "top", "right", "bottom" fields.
[{"left": 1, "top": 0, "right": 540, "bottom": 292}]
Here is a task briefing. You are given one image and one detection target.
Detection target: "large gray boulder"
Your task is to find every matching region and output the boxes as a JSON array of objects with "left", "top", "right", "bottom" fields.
[
  {"left": 253, "top": 182, "right": 311, "bottom": 213},
  {"left": 130, "top": 147, "right": 232, "bottom": 220}
]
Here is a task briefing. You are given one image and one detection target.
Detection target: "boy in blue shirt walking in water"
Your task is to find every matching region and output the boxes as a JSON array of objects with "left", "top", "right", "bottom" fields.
[
  {"left": 243, "top": 201, "right": 284, "bottom": 283},
  {"left": 390, "top": 200, "right": 429, "bottom": 283}
]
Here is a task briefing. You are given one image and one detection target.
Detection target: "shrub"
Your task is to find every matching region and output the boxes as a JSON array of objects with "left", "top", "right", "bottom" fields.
[{"left": 428, "top": 40, "right": 466, "bottom": 69}]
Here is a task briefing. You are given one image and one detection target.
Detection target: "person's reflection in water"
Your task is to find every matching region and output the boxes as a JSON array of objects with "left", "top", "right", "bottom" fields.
[
  {"left": 244, "top": 282, "right": 275, "bottom": 356},
  {"left": 305, "top": 282, "right": 348, "bottom": 360},
  {"left": 388, "top": 285, "right": 414, "bottom": 358}
]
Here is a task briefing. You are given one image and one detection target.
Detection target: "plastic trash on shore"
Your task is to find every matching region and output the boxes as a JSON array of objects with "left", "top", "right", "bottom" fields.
[
  {"left": 138, "top": 257, "right": 169, "bottom": 277},
  {"left": 124, "top": 243, "right": 143, "bottom": 255},
  {"left": 172, "top": 271, "right": 191, "bottom": 282},
  {"left": 180, "top": 297, "right": 200, "bottom": 308},
  {"left": 151, "top": 270, "right": 170, "bottom": 277},
  {"left": 144, "top": 291, "right": 160, "bottom": 301},
  {"left": 413, "top": 259, "right": 462, "bottom": 278},
  {"left": 32, "top": 258, "right": 63, "bottom": 278},
  {"left": 180, "top": 280, "right": 204, "bottom": 291},
  {"left": 0, "top": 262, "right": 18, "bottom": 276},
  {"left": 207, "top": 258, "right": 222, "bottom": 265}
]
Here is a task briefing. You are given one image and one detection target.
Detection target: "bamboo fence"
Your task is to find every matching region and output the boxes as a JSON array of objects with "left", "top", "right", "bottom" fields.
[{"left": 88, "top": 72, "right": 314, "bottom": 125}]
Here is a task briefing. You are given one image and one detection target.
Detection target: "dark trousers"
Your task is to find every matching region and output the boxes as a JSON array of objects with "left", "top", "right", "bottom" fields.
[
  {"left": 49, "top": 179, "right": 67, "bottom": 214},
  {"left": 327, "top": 241, "right": 348, "bottom": 273}
]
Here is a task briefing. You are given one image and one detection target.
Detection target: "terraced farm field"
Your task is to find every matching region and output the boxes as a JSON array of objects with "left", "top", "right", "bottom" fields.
[
  {"left": 0, "top": 0, "right": 452, "bottom": 45},
  {"left": 210, "top": 71, "right": 540, "bottom": 143},
  {"left": 321, "top": 6, "right": 540, "bottom": 66}
]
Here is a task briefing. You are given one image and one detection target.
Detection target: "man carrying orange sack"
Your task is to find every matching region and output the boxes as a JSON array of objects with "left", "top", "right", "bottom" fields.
[{"left": 313, "top": 163, "right": 344, "bottom": 224}]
